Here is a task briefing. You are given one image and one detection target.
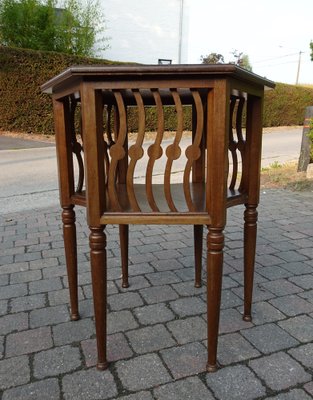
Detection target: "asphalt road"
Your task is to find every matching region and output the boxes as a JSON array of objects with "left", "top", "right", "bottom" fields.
[{"left": 0, "top": 127, "right": 303, "bottom": 214}]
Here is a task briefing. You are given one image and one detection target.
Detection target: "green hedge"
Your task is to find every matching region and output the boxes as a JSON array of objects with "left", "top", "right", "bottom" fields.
[
  {"left": 0, "top": 46, "right": 122, "bottom": 134},
  {"left": 1, "top": 46, "right": 313, "bottom": 134},
  {"left": 263, "top": 82, "right": 313, "bottom": 126}
]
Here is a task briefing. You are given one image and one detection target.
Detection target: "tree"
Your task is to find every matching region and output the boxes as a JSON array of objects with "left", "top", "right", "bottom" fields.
[
  {"left": 200, "top": 50, "right": 253, "bottom": 71},
  {"left": 230, "top": 50, "right": 252, "bottom": 71},
  {"left": 0, "top": 0, "right": 108, "bottom": 57},
  {"left": 310, "top": 41, "right": 313, "bottom": 60},
  {"left": 201, "top": 52, "right": 224, "bottom": 64}
]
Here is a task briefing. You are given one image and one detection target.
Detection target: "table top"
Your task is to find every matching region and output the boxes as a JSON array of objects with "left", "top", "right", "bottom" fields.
[{"left": 41, "top": 64, "right": 275, "bottom": 94}]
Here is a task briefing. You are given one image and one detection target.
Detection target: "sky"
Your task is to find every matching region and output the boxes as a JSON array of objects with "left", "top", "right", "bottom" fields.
[{"left": 186, "top": 0, "right": 313, "bottom": 84}]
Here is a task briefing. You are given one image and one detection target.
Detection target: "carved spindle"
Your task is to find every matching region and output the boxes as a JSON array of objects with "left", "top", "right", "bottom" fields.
[
  {"left": 183, "top": 90, "right": 203, "bottom": 211},
  {"left": 108, "top": 92, "right": 127, "bottom": 211},
  {"left": 236, "top": 97, "right": 247, "bottom": 192},
  {"left": 69, "top": 97, "right": 84, "bottom": 193},
  {"left": 146, "top": 89, "right": 165, "bottom": 212},
  {"left": 164, "top": 90, "right": 183, "bottom": 212},
  {"left": 206, "top": 226, "right": 224, "bottom": 372},
  {"left": 62, "top": 205, "right": 79, "bottom": 321},
  {"left": 126, "top": 90, "right": 145, "bottom": 212},
  {"left": 89, "top": 226, "right": 108, "bottom": 370},
  {"left": 228, "top": 96, "right": 238, "bottom": 190},
  {"left": 243, "top": 204, "right": 258, "bottom": 321}
]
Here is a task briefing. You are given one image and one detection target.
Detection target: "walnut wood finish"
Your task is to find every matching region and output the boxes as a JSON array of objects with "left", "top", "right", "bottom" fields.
[{"left": 42, "top": 64, "right": 274, "bottom": 373}]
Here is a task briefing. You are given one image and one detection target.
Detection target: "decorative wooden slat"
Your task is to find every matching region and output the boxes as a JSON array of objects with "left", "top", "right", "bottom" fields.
[
  {"left": 228, "top": 96, "right": 238, "bottom": 190},
  {"left": 69, "top": 97, "right": 84, "bottom": 193},
  {"left": 145, "top": 89, "right": 165, "bottom": 212},
  {"left": 126, "top": 90, "right": 145, "bottom": 212},
  {"left": 108, "top": 91, "right": 127, "bottom": 211},
  {"left": 183, "top": 90, "right": 204, "bottom": 211},
  {"left": 236, "top": 97, "right": 247, "bottom": 192},
  {"left": 164, "top": 89, "right": 184, "bottom": 212}
]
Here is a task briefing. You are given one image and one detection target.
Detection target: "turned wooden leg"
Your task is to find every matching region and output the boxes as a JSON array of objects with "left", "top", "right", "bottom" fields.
[
  {"left": 243, "top": 204, "right": 258, "bottom": 322},
  {"left": 89, "top": 226, "right": 108, "bottom": 370},
  {"left": 194, "top": 225, "right": 203, "bottom": 288},
  {"left": 119, "top": 224, "right": 129, "bottom": 288},
  {"left": 206, "top": 227, "right": 224, "bottom": 373},
  {"left": 62, "top": 205, "right": 79, "bottom": 321}
]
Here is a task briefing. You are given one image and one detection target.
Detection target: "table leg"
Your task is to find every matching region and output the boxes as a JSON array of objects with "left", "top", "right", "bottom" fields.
[
  {"left": 62, "top": 205, "right": 79, "bottom": 321},
  {"left": 119, "top": 224, "right": 129, "bottom": 288},
  {"left": 194, "top": 225, "right": 203, "bottom": 288},
  {"left": 243, "top": 204, "right": 258, "bottom": 322},
  {"left": 89, "top": 226, "right": 109, "bottom": 370},
  {"left": 206, "top": 226, "right": 224, "bottom": 372}
]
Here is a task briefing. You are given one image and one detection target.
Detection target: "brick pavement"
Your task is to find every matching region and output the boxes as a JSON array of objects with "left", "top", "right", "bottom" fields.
[{"left": 0, "top": 189, "right": 313, "bottom": 399}]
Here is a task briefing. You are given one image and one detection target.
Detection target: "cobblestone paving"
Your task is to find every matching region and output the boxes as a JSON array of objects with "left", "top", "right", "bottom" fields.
[{"left": 0, "top": 189, "right": 313, "bottom": 399}]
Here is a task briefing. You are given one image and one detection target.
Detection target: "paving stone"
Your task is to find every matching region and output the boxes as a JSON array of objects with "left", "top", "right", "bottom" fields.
[
  {"left": 30, "top": 304, "right": 69, "bottom": 328},
  {"left": 0, "top": 312, "right": 28, "bottom": 335},
  {"left": 119, "top": 392, "right": 153, "bottom": 400},
  {"left": 128, "top": 263, "right": 154, "bottom": 276},
  {"left": 15, "top": 251, "right": 41, "bottom": 262},
  {"left": 232, "top": 284, "right": 275, "bottom": 302},
  {"left": 29, "top": 277, "right": 63, "bottom": 294},
  {"left": 169, "top": 297, "right": 206, "bottom": 317},
  {"left": 289, "top": 274, "right": 313, "bottom": 290},
  {"left": 116, "top": 353, "right": 171, "bottom": 391},
  {"left": 250, "top": 301, "right": 285, "bottom": 324},
  {"left": 62, "top": 368, "right": 117, "bottom": 400},
  {"left": 119, "top": 275, "right": 151, "bottom": 291},
  {"left": 108, "top": 310, "right": 139, "bottom": 334},
  {"left": 139, "top": 285, "right": 178, "bottom": 304},
  {"left": 172, "top": 281, "right": 206, "bottom": 296},
  {"left": 279, "top": 315, "right": 313, "bottom": 342},
  {"left": 126, "top": 324, "right": 175, "bottom": 354},
  {"left": 267, "top": 389, "right": 313, "bottom": 400},
  {"left": 48, "top": 287, "right": 84, "bottom": 306},
  {"left": 220, "top": 290, "right": 242, "bottom": 309},
  {"left": 0, "top": 355, "right": 30, "bottom": 390},
  {"left": 249, "top": 352, "right": 311, "bottom": 391},
  {"left": 53, "top": 318, "right": 95, "bottom": 345},
  {"left": 166, "top": 316, "right": 206, "bottom": 344},
  {"left": 0, "top": 300, "right": 7, "bottom": 316},
  {"left": 218, "top": 308, "right": 253, "bottom": 334},
  {"left": 108, "top": 292, "right": 144, "bottom": 311},
  {"left": 0, "top": 274, "right": 9, "bottom": 286},
  {"left": 134, "top": 303, "right": 175, "bottom": 325},
  {"left": 82, "top": 333, "right": 133, "bottom": 367},
  {"left": 0, "top": 283, "right": 27, "bottom": 300},
  {"left": 270, "top": 295, "right": 313, "bottom": 316},
  {"left": 146, "top": 271, "right": 181, "bottom": 286},
  {"left": 2, "top": 378, "right": 60, "bottom": 400},
  {"left": 43, "top": 265, "right": 68, "bottom": 278},
  {"left": 174, "top": 267, "right": 195, "bottom": 282},
  {"left": 0, "top": 336, "right": 3, "bottom": 358},
  {"left": 256, "top": 254, "right": 284, "bottom": 267},
  {"left": 257, "top": 266, "right": 293, "bottom": 280},
  {"left": 281, "top": 261, "right": 313, "bottom": 276},
  {"left": 33, "top": 345, "right": 81, "bottom": 378},
  {"left": 217, "top": 333, "right": 260, "bottom": 365},
  {"left": 160, "top": 342, "right": 207, "bottom": 379},
  {"left": 206, "top": 364, "right": 266, "bottom": 400},
  {"left": 6, "top": 326, "right": 53, "bottom": 357},
  {"left": 260, "top": 279, "right": 303, "bottom": 297},
  {"left": 151, "top": 258, "right": 183, "bottom": 271},
  {"left": 10, "top": 293, "right": 46, "bottom": 313},
  {"left": 241, "top": 323, "right": 299, "bottom": 354},
  {"left": 304, "top": 381, "right": 313, "bottom": 396},
  {"left": 277, "top": 250, "right": 308, "bottom": 263},
  {"left": 288, "top": 343, "right": 313, "bottom": 369},
  {"left": 29, "top": 257, "right": 58, "bottom": 270},
  {"left": 10, "top": 269, "right": 42, "bottom": 284},
  {"left": 154, "top": 376, "right": 214, "bottom": 400}
]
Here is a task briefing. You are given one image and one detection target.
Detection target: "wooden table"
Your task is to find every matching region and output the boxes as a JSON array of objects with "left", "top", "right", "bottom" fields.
[{"left": 42, "top": 64, "right": 274, "bottom": 372}]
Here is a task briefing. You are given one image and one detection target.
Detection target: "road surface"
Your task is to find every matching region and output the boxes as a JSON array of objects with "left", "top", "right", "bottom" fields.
[{"left": 0, "top": 127, "right": 303, "bottom": 214}]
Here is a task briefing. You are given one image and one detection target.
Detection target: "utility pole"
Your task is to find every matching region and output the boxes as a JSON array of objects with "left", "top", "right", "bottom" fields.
[
  {"left": 296, "top": 51, "right": 303, "bottom": 85},
  {"left": 178, "top": 0, "right": 184, "bottom": 64}
]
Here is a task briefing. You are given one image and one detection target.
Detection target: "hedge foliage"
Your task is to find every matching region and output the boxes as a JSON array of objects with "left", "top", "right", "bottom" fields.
[{"left": 1, "top": 46, "right": 313, "bottom": 134}]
